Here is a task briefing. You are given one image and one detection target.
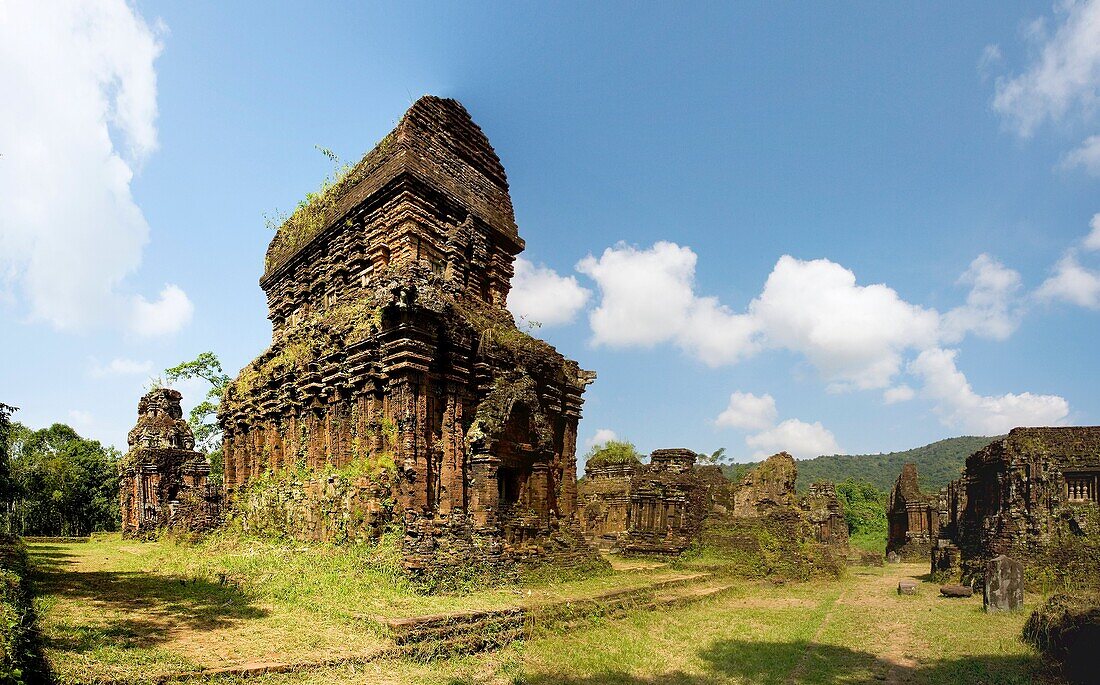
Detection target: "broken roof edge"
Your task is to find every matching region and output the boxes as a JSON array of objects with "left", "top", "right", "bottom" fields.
[{"left": 262, "top": 96, "right": 520, "bottom": 281}]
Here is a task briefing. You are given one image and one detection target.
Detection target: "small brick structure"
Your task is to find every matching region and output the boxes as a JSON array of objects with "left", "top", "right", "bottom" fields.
[
  {"left": 578, "top": 450, "right": 848, "bottom": 558},
  {"left": 119, "top": 389, "right": 221, "bottom": 537},
  {"left": 886, "top": 463, "right": 939, "bottom": 561}
]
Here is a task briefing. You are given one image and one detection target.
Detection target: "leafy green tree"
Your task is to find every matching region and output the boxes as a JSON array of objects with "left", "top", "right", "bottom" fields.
[
  {"left": 165, "top": 352, "right": 230, "bottom": 483},
  {"left": 7, "top": 423, "right": 119, "bottom": 536},
  {"left": 0, "top": 403, "right": 16, "bottom": 511},
  {"left": 835, "top": 477, "right": 888, "bottom": 542},
  {"left": 697, "top": 447, "right": 727, "bottom": 465}
]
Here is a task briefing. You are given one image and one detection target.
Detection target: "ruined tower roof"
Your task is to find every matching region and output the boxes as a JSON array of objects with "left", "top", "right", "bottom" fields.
[
  {"left": 969, "top": 426, "right": 1100, "bottom": 468},
  {"left": 264, "top": 96, "right": 520, "bottom": 280}
]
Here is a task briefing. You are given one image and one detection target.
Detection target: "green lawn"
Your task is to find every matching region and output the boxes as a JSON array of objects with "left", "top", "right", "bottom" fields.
[{"left": 29, "top": 534, "right": 1051, "bottom": 685}]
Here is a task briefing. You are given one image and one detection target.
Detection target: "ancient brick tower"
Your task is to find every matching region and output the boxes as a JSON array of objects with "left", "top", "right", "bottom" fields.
[
  {"left": 120, "top": 388, "right": 218, "bottom": 537},
  {"left": 220, "top": 96, "right": 598, "bottom": 575}
]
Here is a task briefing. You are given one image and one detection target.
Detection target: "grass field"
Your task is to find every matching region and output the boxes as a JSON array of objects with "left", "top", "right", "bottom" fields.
[{"left": 29, "top": 534, "right": 1051, "bottom": 685}]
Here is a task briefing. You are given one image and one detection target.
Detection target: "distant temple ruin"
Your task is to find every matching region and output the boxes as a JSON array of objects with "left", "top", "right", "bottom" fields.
[
  {"left": 579, "top": 450, "right": 848, "bottom": 557},
  {"left": 933, "top": 427, "right": 1100, "bottom": 585},
  {"left": 886, "top": 463, "right": 939, "bottom": 561},
  {"left": 218, "top": 96, "right": 599, "bottom": 577},
  {"left": 120, "top": 388, "right": 220, "bottom": 537}
]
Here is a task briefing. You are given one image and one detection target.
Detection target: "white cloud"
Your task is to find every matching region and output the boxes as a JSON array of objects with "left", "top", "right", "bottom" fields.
[
  {"left": 715, "top": 392, "right": 777, "bottom": 431},
  {"left": 584, "top": 428, "right": 619, "bottom": 449},
  {"left": 1062, "top": 134, "right": 1100, "bottom": 175},
  {"left": 745, "top": 419, "right": 840, "bottom": 459},
  {"left": 992, "top": 0, "right": 1100, "bottom": 138},
  {"left": 979, "top": 44, "right": 1004, "bottom": 78},
  {"left": 749, "top": 256, "right": 940, "bottom": 390},
  {"left": 507, "top": 257, "right": 591, "bottom": 327},
  {"left": 89, "top": 357, "right": 154, "bottom": 378},
  {"left": 883, "top": 385, "right": 916, "bottom": 405},
  {"left": 909, "top": 348, "right": 1069, "bottom": 433},
  {"left": 577, "top": 241, "right": 759, "bottom": 365},
  {"left": 130, "top": 284, "right": 194, "bottom": 337},
  {"left": 1086, "top": 213, "right": 1100, "bottom": 251},
  {"left": 1036, "top": 250, "right": 1100, "bottom": 308},
  {"left": 941, "top": 254, "right": 1024, "bottom": 342},
  {"left": 68, "top": 409, "right": 94, "bottom": 429},
  {"left": 0, "top": 1, "right": 189, "bottom": 336}
]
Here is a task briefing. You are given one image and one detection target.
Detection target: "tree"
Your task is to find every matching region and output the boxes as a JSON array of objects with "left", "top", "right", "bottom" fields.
[
  {"left": 165, "top": 352, "right": 230, "bottom": 451},
  {"left": 0, "top": 403, "right": 17, "bottom": 509},
  {"left": 835, "top": 477, "right": 888, "bottom": 540},
  {"left": 697, "top": 447, "right": 727, "bottom": 465},
  {"left": 7, "top": 422, "right": 120, "bottom": 536}
]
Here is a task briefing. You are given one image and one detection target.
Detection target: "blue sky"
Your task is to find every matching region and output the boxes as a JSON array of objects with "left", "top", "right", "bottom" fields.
[{"left": 2, "top": 1, "right": 1099, "bottom": 462}]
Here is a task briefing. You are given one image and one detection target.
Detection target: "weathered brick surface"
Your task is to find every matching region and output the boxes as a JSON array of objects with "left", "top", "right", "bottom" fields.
[
  {"left": 935, "top": 427, "right": 1100, "bottom": 586},
  {"left": 579, "top": 451, "right": 848, "bottom": 560},
  {"left": 120, "top": 389, "right": 221, "bottom": 537},
  {"left": 219, "top": 97, "right": 601, "bottom": 577},
  {"left": 886, "top": 463, "right": 939, "bottom": 561}
]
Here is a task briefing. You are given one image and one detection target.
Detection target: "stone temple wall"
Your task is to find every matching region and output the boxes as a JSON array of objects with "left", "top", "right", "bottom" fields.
[
  {"left": 946, "top": 427, "right": 1100, "bottom": 585},
  {"left": 578, "top": 450, "right": 848, "bottom": 558},
  {"left": 886, "top": 463, "right": 940, "bottom": 561},
  {"left": 120, "top": 389, "right": 221, "bottom": 537},
  {"left": 220, "top": 96, "right": 602, "bottom": 579}
]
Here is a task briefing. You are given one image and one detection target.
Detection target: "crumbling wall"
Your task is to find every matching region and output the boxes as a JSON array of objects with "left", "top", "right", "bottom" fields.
[
  {"left": 578, "top": 460, "right": 638, "bottom": 551},
  {"left": 946, "top": 428, "right": 1100, "bottom": 586},
  {"left": 886, "top": 463, "right": 939, "bottom": 560}
]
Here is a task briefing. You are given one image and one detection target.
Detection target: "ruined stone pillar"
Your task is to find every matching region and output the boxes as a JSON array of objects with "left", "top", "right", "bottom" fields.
[
  {"left": 530, "top": 462, "right": 550, "bottom": 526},
  {"left": 468, "top": 451, "right": 500, "bottom": 529}
]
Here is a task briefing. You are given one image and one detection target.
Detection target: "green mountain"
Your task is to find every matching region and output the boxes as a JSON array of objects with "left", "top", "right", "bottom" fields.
[{"left": 721, "top": 436, "right": 1001, "bottom": 493}]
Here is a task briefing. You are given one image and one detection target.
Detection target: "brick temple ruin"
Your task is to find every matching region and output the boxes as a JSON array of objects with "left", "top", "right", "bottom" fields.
[
  {"left": 120, "top": 388, "right": 221, "bottom": 537},
  {"left": 218, "top": 96, "right": 600, "bottom": 577},
  {"left": 578, "top": 450, "right": 848, "bottom": 557},
  {"left": 932, "top": 427, "right": 1100, "bottom": 585},
  {"left": 885, "top": 463, "right": 940, "bottom": 561}
]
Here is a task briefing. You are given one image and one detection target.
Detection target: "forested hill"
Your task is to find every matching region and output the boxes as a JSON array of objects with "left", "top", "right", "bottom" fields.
[{"left": 722, "top": 436, "right": 1001, "bottom": 493}]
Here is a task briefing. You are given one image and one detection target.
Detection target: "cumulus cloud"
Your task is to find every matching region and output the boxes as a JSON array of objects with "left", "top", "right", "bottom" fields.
[
  {"left": 715, "top": 392, "right": 777, "bottom": 431},
  {"left": 0, "top": 1, "right": 189, "bottom": 337},
  {"left": 130, "top": 284, "right": 194, "bottom": 337},
  {"left": 749, "top": 256, "right": 940, "bottom": 390},
  {"left": 89, "top": 357, "right": 154, "bottom": 378},
  {"left": 507, "top": 257, "right": 591, "bottom": 327},
  {"left": 909, "top": 348, "right": 1069, "bottom": 433},
  {"left": 577, "top": 242, "right": 759, "bottom": 365},
  {"left": 992, "top": 0, "right": 1100, "bottom": 138},
  {"left": 1036, "top": 251, "right": 1100, "bottom": 308},
  {"left": 883, "top": 385, "right": 916, "bottom": 405},
  {"left": 1086, "top": 213, "right": 1100, "bottom": 251},
  {"left": 941, "top": 254, "right": 1024, "bottom": 342},
  {"left": 1062, "top": 134, "right": 1100, "bottom": 175},
  {"left": 745, "top": 419, "right": 840, "bottom": 459},
  {"left": 584, "top": 428, "right": 619, "bottom": 449}
]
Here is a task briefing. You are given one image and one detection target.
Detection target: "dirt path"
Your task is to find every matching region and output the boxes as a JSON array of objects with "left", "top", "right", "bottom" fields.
[{"left": 843, "top": 564, "right": 928, "bottom": 683}]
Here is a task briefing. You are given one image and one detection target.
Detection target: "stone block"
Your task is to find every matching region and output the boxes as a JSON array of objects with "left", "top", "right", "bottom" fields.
[
  {"left": 939, "top": 584, "right": 973, "bottom": 598},
  {"left": 984, "top": 555, "right": 1024, "bottom": 612},
  {"left": 898, "top": 580, "right": 917, "bottom": 595}
]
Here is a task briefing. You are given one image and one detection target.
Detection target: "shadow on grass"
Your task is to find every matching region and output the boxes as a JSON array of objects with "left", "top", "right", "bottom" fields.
[
  {"left": 27, "top": 543, "right": 267, "bottom": 653},
  {"left": 494, "top": 639, "right": 1048, "bottom": 685}
]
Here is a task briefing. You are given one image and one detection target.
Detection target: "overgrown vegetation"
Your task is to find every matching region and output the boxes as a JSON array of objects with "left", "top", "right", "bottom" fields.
[
  {"left": 0, "top": 535, "right": 45, "bottom": 685},
  {"left": 2, "top": 423, "right": 118, "bottom": 537},
  {"left": 1023, "top": 591, "right": 1100, "bottom": 685},
  {"left": 835, "top": 478, "right": 888, "bottom": 552},
  {"left": 265, "top": 137, "right": 395, "bottom": 272},
  {"left": 581, "top": 440, "right": 642, "bottom": 469}
]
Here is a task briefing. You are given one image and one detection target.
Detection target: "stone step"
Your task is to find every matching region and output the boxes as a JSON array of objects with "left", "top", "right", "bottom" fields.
[{"left": 383, "top": 572, "right": 724, "bottom": 655}]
